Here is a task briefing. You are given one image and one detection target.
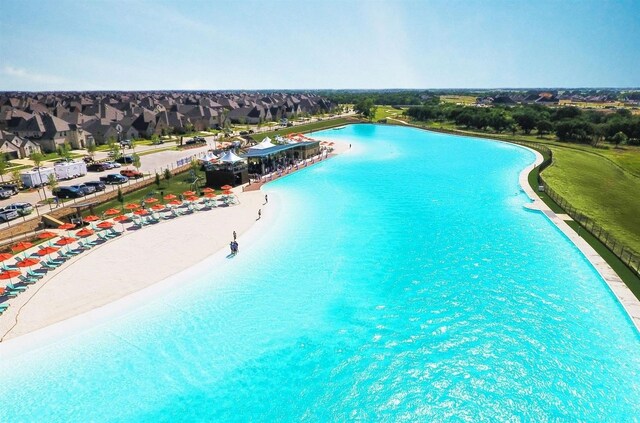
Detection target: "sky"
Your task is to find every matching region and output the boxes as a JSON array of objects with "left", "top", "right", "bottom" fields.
[{"left": 1, "top": 0, "right": 639, "bottom": 91}]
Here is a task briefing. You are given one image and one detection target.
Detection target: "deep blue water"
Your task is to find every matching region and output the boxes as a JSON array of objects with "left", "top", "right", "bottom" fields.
[{"left": 0, "top": 124, "right": 638, "bottom": 421}]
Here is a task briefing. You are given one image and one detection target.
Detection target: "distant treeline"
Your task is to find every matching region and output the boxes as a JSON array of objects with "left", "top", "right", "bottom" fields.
[
  {"left": 405, "top": 104, "right": 640, "bottom": 145},
  {"left": 319, "top": 91, "right": 432, "bottom": 106}
]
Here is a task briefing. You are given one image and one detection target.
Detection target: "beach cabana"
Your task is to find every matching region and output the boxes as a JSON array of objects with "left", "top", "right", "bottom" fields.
[{"left": 205, "top": 150, "right": 249, "bottom": 188}]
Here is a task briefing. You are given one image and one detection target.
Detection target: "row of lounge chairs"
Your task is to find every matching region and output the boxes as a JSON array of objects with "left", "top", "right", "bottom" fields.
[{"left": 0, "top": 228, "right": 123, "bottom": 316}]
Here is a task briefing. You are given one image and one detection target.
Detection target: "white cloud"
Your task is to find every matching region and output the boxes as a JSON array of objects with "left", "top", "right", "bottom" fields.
[{"left": 3, "top": 65, "right": 68, "bottom": 86}]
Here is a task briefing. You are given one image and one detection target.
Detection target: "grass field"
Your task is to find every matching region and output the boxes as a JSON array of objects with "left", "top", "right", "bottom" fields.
[
  {"left": 542, "top": 147, "right": 640, "bottom": 255},
  {"left": 251, "top": 117, "right": 352, "bottom": 142},
  {"left": 440, "top": 95, "right": 478, "bottom": 105},
  {"left": 374, "top": 106, "right": 407, "bottom": 121}
]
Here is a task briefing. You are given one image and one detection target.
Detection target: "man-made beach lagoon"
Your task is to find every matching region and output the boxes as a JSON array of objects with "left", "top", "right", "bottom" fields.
[{"left": 1, "top": 124, "right": 639, "bottom": 421}]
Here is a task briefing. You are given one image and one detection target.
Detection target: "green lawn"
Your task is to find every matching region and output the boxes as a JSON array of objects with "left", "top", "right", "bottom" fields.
[
  {"left": 374, "top": 106, "right": 407, "bottom": 121},
  {"left": 251, "top": 117, "right": 352, "bottom": 142},
  {"left": 91, "top": 172, "right": 212, "bottom": 216},
  {"left": 542, "top": 147, "right": 640, "bottom": 255}
]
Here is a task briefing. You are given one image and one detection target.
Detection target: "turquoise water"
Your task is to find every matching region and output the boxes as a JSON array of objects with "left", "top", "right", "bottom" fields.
[{"left": 1, "top": 124, "right": 639, "bottom": 421}]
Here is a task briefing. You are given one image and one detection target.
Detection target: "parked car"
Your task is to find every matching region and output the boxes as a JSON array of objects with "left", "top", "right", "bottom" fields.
[
  {"left": 88, "top": 163, "right": 109, "bottom": 172},
  {"left": 0, "top": 184, "right": 19, "bottom": 195},
  {"left": 82, "top": 156, "right": 94, "bottom": 163},
  {"left": 99, "top": 174, "right": 129, "bottom": 184},
  {"left": 120, "top": 139, "right": 133, "bottom": 148},
  {"left": 0, "top": 207, "right": 20, "bottom": 222},
  {"left": 0, "top": 189, "right": 12, "bottom": 199},
  {"left": 104, "top": 161, "right": 121, "bottom": 168},
  {"left": 116, "top": 155, "right": 134, "bottom": 164},
  {"left": 84, "top": 181, "right": 106, "bottom": 192},
  {"left": 53, "top": 186, "right": 85, "bottom": 199},
  {"left": 70, "top": 184, "right": 96, "bottom": 195},
  {"left": 5, "top": 202, "right": 34, "bottom": 216},
  {"left": 120, "top": 169, "right": 143, "bottom": 179}
]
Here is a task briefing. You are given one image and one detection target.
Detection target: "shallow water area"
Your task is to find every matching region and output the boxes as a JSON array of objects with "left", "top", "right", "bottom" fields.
[{"left": 1, "top": 124, "right": 639, "bottom": 421}]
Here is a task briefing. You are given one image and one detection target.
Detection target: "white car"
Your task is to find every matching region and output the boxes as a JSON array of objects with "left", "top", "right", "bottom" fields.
[
  {"left": 104, "top": 161, "right": 121, "bottom": 168},
  {"left": 5, "top": 202, "right": 34, "bottom": 216},
  {"left": 0, "top": 207, "right": 20, "bottom": 222}
]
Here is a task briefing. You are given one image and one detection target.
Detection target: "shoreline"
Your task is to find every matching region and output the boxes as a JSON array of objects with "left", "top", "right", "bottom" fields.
[{"left": 0, "top": 140, "right": 350, "bottom": 356}]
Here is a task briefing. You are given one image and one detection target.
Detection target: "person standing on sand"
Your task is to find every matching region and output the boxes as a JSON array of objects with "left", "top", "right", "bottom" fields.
[
  {"left": 229, "top": 241, "right": 235, "bottom": 255},
  {"left": 265, "top": 194, "right": 268, "bottom": 204},
  {"left": 258, "top": 209, "right": 261, "bottom": 220},
  {"left": 233, "top": 230, "right": 237, "bottom": 241}
]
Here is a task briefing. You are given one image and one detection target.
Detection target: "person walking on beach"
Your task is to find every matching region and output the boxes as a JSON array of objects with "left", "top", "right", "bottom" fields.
[
  {"left": 229, "top": 241, "right": 235, "bottom": 255},
  {"left": 258, "top": 209, "right": 262, "bottom": 220},
  {"left": 265, "top": 194, "right": 268, "bottom": 204},
  {"left": 233, "top": 230, "right": 237, "bottom": 241}
]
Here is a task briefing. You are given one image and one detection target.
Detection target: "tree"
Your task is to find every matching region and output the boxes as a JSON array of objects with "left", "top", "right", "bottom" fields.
[
  {"left": 57, "top": 141, "right": 72, "bottom": 160},
  {"left": 108, "top": 138, "right": 121, "bottom": 160},
  {"left": 47, "top": 173, "right": 58, "bottom": 203},
  {"left": 117, "top": 187, "right": 124, "bottom": 206},
  {"left": 354, "top": 98, "right": 376, "bottom": 121},
  {"left": 164, "top": 167, "right": 172, "bottom": 180},
  {"left": 489, "top": 110, "right": 510, "bottom": 133},
  {"left": 513, "top": 110, "right": 538, "bottom": 134},
  {"left": 86, "top": 139, "right": 97, "bottom": 159},
  {"left": 131, "top": 153, "right": 141, "bottom": 171},
  {"left": 11, "top": 169, "right": 21, "bottom": 188},
  {"left": 536, "top": 120, "right": 553, "bottom": 137},
  {"left": 30, "top": 151, "right": 45, "bottom": 168},
  {"left": 0, "top": 154, "right": 7, "bottom": 182},
  {"left": 155, "top": 172, "right": 161, "bottom": 187},
  {"left": 611, "top": 131, "right": 628, "bottom": 148}
]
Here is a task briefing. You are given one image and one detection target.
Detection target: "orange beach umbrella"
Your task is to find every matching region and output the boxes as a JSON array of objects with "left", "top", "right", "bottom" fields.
[
  {"left": 0, "top": 253, "right": 14, "bottom": 262},
  {"left": 168, "top": 200, "right": 182, "bottom": 206},
  {"left": 134, "top": 209, "right": 149, "bottom": 216},
  {"left": 151, "top": 204, "right": 165, "bottom": 211},
  {"left": 222, "top": 190, "right": 232, "bottom": 195},
  {"left": 96, "top": 221, "right": 114, "bottom": 229},
  {"left": 104, "top": 208, "right": 121, "bottom": 216},
  {"left": 201, "top": 187, "right": 215, "bottom": 193},
  {"left": 113, "top": 215, "right": 129, "bottom": 222},
  {"left": 144, "top": 197, "right": 159, "bottom": 204},
  {"left": 56, "top": 237, "right": 77, "bottom": 246},
  {"left": 182, "top": 191, "right": 196, "bottom": 197},
  {"left": 37, "top": 231, "right": 57, "bottom": 240},
  {"left": 220, "top": 185, "right": 232, "bottom": 190},
  {"left": 37, "top": 246, "right": 59, "bottom": 256},
  {"left": 76, "top": 228, "right": 94, "bottom": 238},
  {"left": 16, "top": 258, "right": 40, "bottom": 268},
  {"left": 124, "top": 203, "right": 140, "bottom": 210},
  {"left": 11, "top": 241, "right": 34, "bottom": 252},
  {"left": 83, "top": 215, "right": 100, "bottom": 222},
  {"left": 58, "top": 223, "right": 76, "bottom": 230},
  {"left": 204, "top": 193, "right": 217, "bottom": 198},
  {"left": 163, "top": 194, "right": 177, "bottom": 200},
  {"left": 0, "top": 270, "right": 21, "bottom": 280}
]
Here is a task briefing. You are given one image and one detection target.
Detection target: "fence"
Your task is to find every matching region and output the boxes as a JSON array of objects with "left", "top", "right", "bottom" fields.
[{"left": 508, "top": 140, "right": 640, "bottom": 278}]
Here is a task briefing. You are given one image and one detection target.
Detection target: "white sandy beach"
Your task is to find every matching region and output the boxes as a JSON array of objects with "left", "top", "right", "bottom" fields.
[{"left": 0, "top": 140, "right": 350, "bottom": 347}]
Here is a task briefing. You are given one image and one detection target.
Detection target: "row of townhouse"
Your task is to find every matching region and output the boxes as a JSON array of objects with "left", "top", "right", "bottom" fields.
[{"left": 0, "top": 92, "right": 335, "bottom": 156}]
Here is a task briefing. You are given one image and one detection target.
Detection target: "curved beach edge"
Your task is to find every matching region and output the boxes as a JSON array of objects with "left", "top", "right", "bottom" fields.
[
  {"left": 502, "top": 139, "right": 640, "bottom": 333},
  {"left": 0, "top": 141, "right": 350, "bottom": 358}
]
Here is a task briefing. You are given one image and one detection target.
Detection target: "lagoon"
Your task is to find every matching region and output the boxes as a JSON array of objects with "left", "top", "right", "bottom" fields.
[{"left": 0, "top": 124, "right": 639, "bottom": 421}]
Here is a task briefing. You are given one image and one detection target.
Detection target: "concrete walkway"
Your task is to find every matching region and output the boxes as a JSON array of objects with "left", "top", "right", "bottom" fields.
[{"left": 517, "top": 145, "right": 640, "bottom": 331}]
